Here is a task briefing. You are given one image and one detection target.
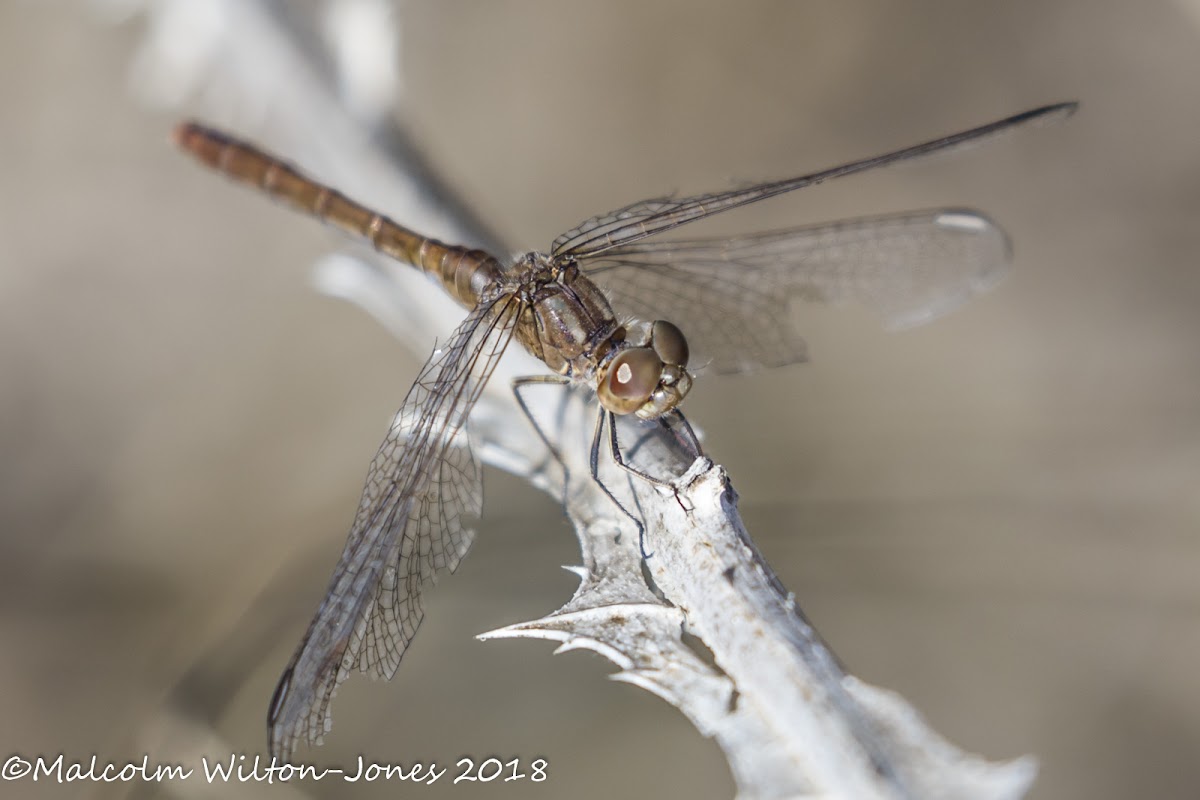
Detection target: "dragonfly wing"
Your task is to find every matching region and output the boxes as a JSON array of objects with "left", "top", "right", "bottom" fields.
[
  {"left": 267, "top": 292, "right": 521, "bottom": 761},
  {"left": 551, "top": 103, "right": 1073, "bottom": 259},
  {"left": 578, "top": 209, "right": 1010, "bottom": 375}
]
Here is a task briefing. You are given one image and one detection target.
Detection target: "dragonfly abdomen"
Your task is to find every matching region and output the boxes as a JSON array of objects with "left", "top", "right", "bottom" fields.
[
  {"left": 173, "top": 121, "right": 503, "bottom": 308},
  {"left": 412, "top": 240, "right": 504, "bottom": 309}
]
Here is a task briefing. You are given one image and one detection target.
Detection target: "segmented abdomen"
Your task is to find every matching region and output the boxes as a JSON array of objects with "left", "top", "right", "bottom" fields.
[{"left": 173, "top": 122, "right": 503, "bottom": 308}]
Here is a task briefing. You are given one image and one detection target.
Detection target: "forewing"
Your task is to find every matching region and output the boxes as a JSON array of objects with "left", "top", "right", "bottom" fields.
[
  {"left": 267, "top": 293, "right": 520, "bottom": 761},
  {"left": 551, "top": 103, "right": 1073, "bottom": 258},
  {"left": 579, "top": 209, "right": 1010, "bottom": 375}
]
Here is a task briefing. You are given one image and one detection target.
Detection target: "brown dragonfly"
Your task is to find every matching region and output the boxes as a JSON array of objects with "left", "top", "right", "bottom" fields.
[{"left": 174, "top": 101, "right": 1075, "bottom": 760}]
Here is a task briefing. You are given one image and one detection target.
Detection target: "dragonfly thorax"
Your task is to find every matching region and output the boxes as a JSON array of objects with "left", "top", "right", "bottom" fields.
[
  {"left": 506, "top": 250, "right": 555, "bottom": 283},
  {"left": 597, "top": 319, "right": 693, "bottom": 420},
  {"left": 506, "top": 250, "right": 693, "bottom": 418}
]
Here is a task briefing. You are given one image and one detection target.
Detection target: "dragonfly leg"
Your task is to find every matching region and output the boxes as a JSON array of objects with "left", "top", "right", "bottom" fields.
[
  {"left": 607, "top": 411, "right": 695, "bottom": 518},
  {"left": 511, "top": 375, "right": 573, "bottom": 489},
  {"left": 589, "top": 409, "right": 653, "bottom": 560},
  {"left": 665, "top": 408, "right": 704, "bottom": 460}
]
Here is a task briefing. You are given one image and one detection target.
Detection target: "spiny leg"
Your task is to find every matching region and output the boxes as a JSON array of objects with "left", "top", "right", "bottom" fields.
[
  {"left": 665, "top": 408, "right": 704, "bottom": 461},
  {"left": 608, "top": 410, "right": 701, "bottom": 516},
  {"left": 512, "top": 375, "right": 573, "bottom": 497},
  {"left": 607, "top": 411, "right": 681, "bottom": 489},
  {"left": 589, "top": 409, "right": 653, "bottom": 559},
  {"left": 613, "top": 408, "right": 705, "bottom": 474}
]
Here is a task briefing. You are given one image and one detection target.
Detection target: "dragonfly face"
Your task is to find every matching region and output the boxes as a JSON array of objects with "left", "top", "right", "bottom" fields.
[{"left": 596, "top": 318, "right": 693, "bottom": 419}]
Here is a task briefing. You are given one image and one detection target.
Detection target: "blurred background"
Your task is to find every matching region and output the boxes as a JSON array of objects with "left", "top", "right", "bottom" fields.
[{"left": 1, "top": 1, "right": 1197, "bottom": 798}]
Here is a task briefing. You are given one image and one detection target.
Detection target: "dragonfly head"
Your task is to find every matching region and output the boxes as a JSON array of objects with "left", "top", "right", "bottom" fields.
[{"left": 597, "top": 320, "right": 692, "bottom": 420}]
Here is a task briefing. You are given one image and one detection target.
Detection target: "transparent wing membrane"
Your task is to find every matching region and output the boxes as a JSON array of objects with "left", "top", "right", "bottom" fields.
[
  {"left": 580, "top": 209, "right": 1010, "bottom": 374},
  {"left": 267, "top": 294, "right": 520, "bottom": 761},
  {"left": 552, "top": 103, "right": 1074, "bottom": 259}
]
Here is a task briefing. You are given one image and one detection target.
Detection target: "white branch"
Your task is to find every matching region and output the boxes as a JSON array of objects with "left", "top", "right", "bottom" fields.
[{"left": 101, "top": 1, "right": 1038, "bottom": 796}]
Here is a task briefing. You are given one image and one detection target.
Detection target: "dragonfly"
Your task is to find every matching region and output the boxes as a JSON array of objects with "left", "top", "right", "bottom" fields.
[{"left": 174, "top": 101, "right": 1075, "bottom": 761}]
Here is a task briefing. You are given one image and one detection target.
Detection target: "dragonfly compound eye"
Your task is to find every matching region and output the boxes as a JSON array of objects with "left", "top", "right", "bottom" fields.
[
  {"left": 598, "top": 347, "right": 663, "bottom": 415},
  {"left": 650, "top": 320, "right": 689, "bottom": 368}
]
